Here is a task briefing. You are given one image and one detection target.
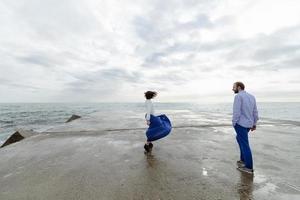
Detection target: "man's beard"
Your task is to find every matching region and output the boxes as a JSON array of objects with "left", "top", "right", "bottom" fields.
[{"left": 234, "top": 89, "right": 239, "bottom": 94}]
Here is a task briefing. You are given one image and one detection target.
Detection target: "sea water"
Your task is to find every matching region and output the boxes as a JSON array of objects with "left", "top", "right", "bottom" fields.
[{"left": 1, "top": 102, "right": 299, "bottom": 143}]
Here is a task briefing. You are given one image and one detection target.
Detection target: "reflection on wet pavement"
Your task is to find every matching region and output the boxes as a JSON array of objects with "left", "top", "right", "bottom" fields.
[
  {"left": 202, "top": 168, "right": 208, "bottom": 176},
  {"left": 237, "top": 173, "right": 254, "bottom": 200}
]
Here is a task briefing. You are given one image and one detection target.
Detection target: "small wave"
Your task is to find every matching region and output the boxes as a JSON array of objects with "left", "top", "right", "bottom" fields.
[
  {"left": 260, "top": 117, "right": 300, "bottom": 126},
  {"left": 0, "top": 124, "right": 15, "bottom": 129},
  {"left": 0, "top": 120, "right": 14, "bottom": 124}
]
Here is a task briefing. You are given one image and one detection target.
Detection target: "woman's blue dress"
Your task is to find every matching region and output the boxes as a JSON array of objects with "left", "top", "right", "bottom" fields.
[{"left": 146, "top": 114, "right": 172, "bottom": 142}]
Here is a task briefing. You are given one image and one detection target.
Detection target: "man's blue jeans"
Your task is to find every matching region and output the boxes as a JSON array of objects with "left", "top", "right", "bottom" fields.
[{"left": 234, "top": 124, "right": 253, "bottom": 169}]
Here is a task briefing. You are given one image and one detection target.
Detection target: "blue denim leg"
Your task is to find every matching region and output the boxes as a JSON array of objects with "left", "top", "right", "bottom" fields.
[
  {"left": 234, "top": 124, "right": 253, "bottom": 169},
  {"left": 236, "top": 135, "right": 244, "bottom": 162}
]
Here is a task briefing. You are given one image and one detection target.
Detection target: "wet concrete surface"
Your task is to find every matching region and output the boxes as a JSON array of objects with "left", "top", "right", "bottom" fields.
[{"left": 0, "top": 123, "right": 300, "bottom": 200}]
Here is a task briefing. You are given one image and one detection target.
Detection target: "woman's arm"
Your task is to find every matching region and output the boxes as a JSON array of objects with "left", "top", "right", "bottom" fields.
[{"left": 145, "top": 100, "right": 151, "bottom": 125}]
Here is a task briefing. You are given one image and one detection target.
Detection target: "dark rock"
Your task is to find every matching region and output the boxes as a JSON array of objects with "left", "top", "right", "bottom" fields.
[
  {"left": 66, "top": 114, "right": 81, "bottom": 123},
  {"left": 1, "top": 129, "right": 37, "bottom": 148}
]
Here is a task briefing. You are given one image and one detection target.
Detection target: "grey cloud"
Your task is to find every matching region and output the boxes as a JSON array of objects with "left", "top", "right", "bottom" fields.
[
  {"left": 253, "top": 44, "right": 300, "bottom": 61},
  {"left": 132, "top": 0, "right": 220, "bottom": 44},
  {"left": 143, "top": 52, "right": 218, "bottom": 72},
  {"left": 133, "top": 13, "right": 223, "bottom": 43},
  {"left": 272, "top": 57, "right": 300, "bottom": 70},
  {"left": 72, "top": 68, "right": 142, "bottom": 83},
  {"left": 289, "top": 80, "right": 300, "bottom": 84},
  {"left": 142, "top": 38, "right": 242, "bottom": 68},
  {"left": 66, "top": 68, "right": 143, "bottom": 93},
  {"left": 255, "top": 91, "right": 300, "bottom": 99},
  {"left": 166, "top": 38, "right": 243, "bottom": 53},
  {"left": 226, "top": 25, "right": 300, "bottom": 63},
  {"left": 16, "top": 53, "right": 60, "bottom": 68},
  {"left": 133, "top": 16, "right": 161, "bottom": 42},
  {"left": 15, "top": 0, "right": 98, "bottom": 38},
  {"left": 176, "top": 14, "right": 214, "bottom": 30},
  {"left": 101, "top": 69, "right": 142, "bottom": 83},
  {"left": 281, "top": 57, "right": 300, "bottom": 69},
  {"left": 151, "top": 73, "right": 189, "bottom": 85},
  {"left": 15, "top": 50, "right": 109, "bottom": 71},
  {"left": 58, "top": 68, "right": 144, "bottom": 101},
  {"left": 0, "top": 78, "right": 42, "bottom": 90},
  {"left": 132, "top": 1, "right": 235, "bottom": 69},
  {"left": 143, "top": 52, "right": 167, "bottom": 66},
  {"left": 233, "top": 63, "right": 279, "bottom": 72},
  {"left": 233, "top": 54, "right": 300, "bottom": 72}
]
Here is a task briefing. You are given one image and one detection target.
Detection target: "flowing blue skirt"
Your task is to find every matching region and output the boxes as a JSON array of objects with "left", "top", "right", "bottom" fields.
[{"left": 146, "top": 114, "right": 172, "bottom": 142}]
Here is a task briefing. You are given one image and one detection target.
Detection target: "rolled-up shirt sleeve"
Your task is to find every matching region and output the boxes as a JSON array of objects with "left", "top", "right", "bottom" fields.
[
  {"left": 232, "top": 95, "right": 241, "bottom": 126},
  {"left": 253, "top": 99, "right": 259, "bottom": 125}
]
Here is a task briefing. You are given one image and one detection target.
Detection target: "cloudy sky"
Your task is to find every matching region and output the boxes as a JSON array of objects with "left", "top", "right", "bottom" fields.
[{"left": 0, "top": 0, "right": 300, "bottom": 103}]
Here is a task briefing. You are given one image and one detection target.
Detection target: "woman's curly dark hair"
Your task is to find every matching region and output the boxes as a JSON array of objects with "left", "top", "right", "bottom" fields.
[{"left": 144, "top": 91, "right": 157, "bottom": 99}]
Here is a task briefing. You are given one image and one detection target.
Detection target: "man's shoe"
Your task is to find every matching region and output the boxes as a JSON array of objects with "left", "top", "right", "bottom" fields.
[
  {"left": 237, "top": 166, "right": 254, "bottom": 175},
  {"left": 237, "top": 160, "right": 245, "bottom": 167}
]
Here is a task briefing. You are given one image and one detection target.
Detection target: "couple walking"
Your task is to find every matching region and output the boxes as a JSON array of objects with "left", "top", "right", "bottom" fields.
[{"left": 143, "top": 81, "right": 259, "bottom": 175}]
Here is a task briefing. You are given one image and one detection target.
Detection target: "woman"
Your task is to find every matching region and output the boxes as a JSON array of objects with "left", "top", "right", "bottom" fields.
[{"left": 144, "top": 91, "right": 172, "bottom": 153}]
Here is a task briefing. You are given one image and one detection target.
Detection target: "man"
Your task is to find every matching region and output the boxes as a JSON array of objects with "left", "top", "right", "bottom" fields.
[{"left": 232, "top": 82, "right": 259, "bottom": 174}]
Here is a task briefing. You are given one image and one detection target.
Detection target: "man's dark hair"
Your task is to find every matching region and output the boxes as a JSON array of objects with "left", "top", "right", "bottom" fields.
[
  {"left": 235, "top": 82, "right": 245, "bottom": 90},
  {"left": 144, "top": 91, "right": 157, "bottom": 99}
]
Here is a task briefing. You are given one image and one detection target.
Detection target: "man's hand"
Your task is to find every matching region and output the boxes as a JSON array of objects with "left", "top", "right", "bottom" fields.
[
  {"left": 146, "top": 121, "right": 150, "bottom": 126},
  {"left": 250, "top": 125, "right": 256, "bottom": 131}
]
